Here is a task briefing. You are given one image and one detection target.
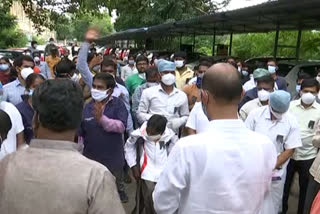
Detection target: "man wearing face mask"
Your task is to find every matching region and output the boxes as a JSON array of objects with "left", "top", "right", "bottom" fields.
[
  {"left": 3, "top": 55, "right": 35, "bottom": 105},
  {"left": 282, "top": 79, "right": 320, "bottom": 214},
  {"left": 79, "top": 72, "right": 129, "bottom": 203},
  {"left": 174, "top": 51, "right": 194, "bottom": 90},
  {"left": 267, "top": 59, "right": 288, "bottom": 91},
  {"left": 183, "top": 61, "right": 211, "bottom": 111},
  {"left": 125, "top": 114, "right": 178, "bottom": 214},
  {"left": 239, "top": 68, "right": 271, "bottom": 109},
  {"left": 137, "top": 60, "right": 189, "bottom": 134},
  {"left": 121, "top": 54, "right": 138, "bottom": 81},
  {"left": 245, "top": 90, "right": 302, "bottom": 214},
  {"left": 0, "top": 57, "right": 12, "bottom": 85},
  {"left": 125, "top": 55, "right": 148, "bottom": 96},
  {"left": 153, "top": 63, "right": 277, "bottom": 214},
  {"left": 239, "top": 75, "right": 275, "bottom": 121},
  {"left": 132, "top": 67, "right": 159, "bottom": 127},
  {"left": 292, "top": 72, "right": 313, "bottom": 100},
  {"left": 28, "top": 41, "right": 38, "bottom": 54},
  {"left": 33, "top": 53, "right": 51, "bottom": 79},
  {"left": 44, "top": 38, "right": 57, "bottom": 57}
]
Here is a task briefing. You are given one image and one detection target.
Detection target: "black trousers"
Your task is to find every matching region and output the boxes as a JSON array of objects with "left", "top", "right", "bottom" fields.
[
  {"left": 303, "top": 175, "right": 320, "bottom": 214},
  {"left": 282, "top": 158, "right": 315, "bottom": 214}
]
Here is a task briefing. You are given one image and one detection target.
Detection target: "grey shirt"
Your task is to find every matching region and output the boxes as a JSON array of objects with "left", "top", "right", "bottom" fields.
[
  {"left": 38, "top": 61, "right": 51, "bottom": 79},
  {"left": 0, "top": 139, "right": 125, "bottom": 214},
  {"left": 3, "top": 79, "right": 25, "bottom": 105}
]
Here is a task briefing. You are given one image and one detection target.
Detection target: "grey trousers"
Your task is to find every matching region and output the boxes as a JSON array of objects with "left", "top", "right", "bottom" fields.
[{"left": 141, "top": 179, "right": 156, "bottom": 214}]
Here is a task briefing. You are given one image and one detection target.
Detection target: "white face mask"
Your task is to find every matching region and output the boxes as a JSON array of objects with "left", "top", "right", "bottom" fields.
[
  {"left": 128, "top": 60, "right": 135, "bottom": 65},
  {"left": 237, "top": 67, "right": 241, "bottom": 72},
  {"left": 21, "top": 67, "right": 34, "bottom": 80},
  {"left": 301, "top": 92, "right": 316, "bottom": 105},
  {"left": 268, "top": 65, "right": 276, "bottom": 74},
  {"left": 197, "top": 73, "right": 204, "bottom": 78},
  {"left": 146, "top": 134, "right": 162, "bottom": 142},
  {"left": 316, "top": 76, "right": 320, "bottom": 84},
  {"left": 257, "top": 89, "right": 270, "bottom": 102},
  {"left": 242, "top": 70, "right": 249, "bottom": 76},
  {"left": 91, "top": 88, "right": 109, "bottom": 102},
  {"left": 161, "top": 73, "right": 176, "bottom": 86},
  {"left": 174, "top": 60, "right": 184, "bottom": 68},
  {"left": 269, "top": 105, "right": 283, "bottom": 120}
]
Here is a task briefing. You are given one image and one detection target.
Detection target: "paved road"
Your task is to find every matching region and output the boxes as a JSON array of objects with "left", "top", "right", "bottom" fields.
[{"left": 122, "top": 173, "right": 300, "bottom": 214}]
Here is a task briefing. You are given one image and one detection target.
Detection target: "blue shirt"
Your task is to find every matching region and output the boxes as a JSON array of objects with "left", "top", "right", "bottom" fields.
[
  {"left": 276, "top": 76, "right": 288, "bottom": 91},
  {"left": 16, "top": 100, "right": 34, "bottom": 144},
  {"left": 79, "top": 97, "right": 128, "bottom": 171},
  {"left": 3, "top": 79, "right": 25, "bottom": 105}
]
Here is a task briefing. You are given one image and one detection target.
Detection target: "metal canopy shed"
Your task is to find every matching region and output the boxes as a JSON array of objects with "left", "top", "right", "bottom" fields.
[{"left": 98, "top": 0, "right": 320, "bottom": 58}]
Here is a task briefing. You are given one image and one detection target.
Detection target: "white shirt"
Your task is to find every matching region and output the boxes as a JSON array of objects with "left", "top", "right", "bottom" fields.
[
  {"left": 245, "top": 106, "right": 302, "bottom": 176},
  {"left": 185, "top": 102, "right": 209, "bottom": 133},
  {"left": 289, "top": 99, "right": 320, "bottom": 160},
  {"left": 0, "top": 101, "right": 24, "bottom": 160},
  {"left": 121, "top": 64, "right": 137, "bottom": 81},
  {"left": 153, "top": 120, "right": 277, "bottom": 214},
  {"left": 137, "top": 85, "right": 189, "bottom": 133},
  {"left": 124, "top": 122, "right": 178, "bottom": 182},
  {"left": 239, "top": 98, "right": 263, "bottom": 121},
  {"left": 243, "top": 76, "right": 255, "bottom": 92}
]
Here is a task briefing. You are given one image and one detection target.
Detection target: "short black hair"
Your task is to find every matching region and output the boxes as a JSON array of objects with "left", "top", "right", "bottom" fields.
[
  {"left": 13, "top": 55, "right": 34, "bottom": 68},
  {"left": 128, "top": 54, "right": 135, "bottom": 59},
  {"left": 87, "top": 52, "right": 97, "bottom": 63},
  {"left": 199, "top": 61, "right": 212, "bottom": 68},
  {"left": 25, "top": 73, "right": 45, "bottom": 90},
  {"left": 93, "top": 72, "right": 116, "bottom": 89},
  {"left": 256, "top": 75, "right": 275, "bottom": 87},
  {"left": 136, "top": 55, "right": 149, "bottom": 64},
  {"left": 145, "top": 67, "right": 158, "bottom": 81},
  {"left": 146, "top": 114, "right": 167, "bottom": 135},
  {"left": 55, "top": 58, "right": 76, "bottom": 77},
  {"left": 174, "top": 51, "right": 187, "bottom": 59},
  {"left": 49, "top": 38, "right": 54, "bottom": 42},
  {"left": 267, "top": 58, "right": 277, "bottom": 65},
  {"left": 32, "top": 79, "right": 84, "bottom": 132},
  {"left": 202, "top": 63, "right": 242, "bottom": 104},
  {"left": 31, "top": 41, "right": 37, "bottom": 46},
  {"left": 301, "top": 78, "right": 320, "bottom": 92},
  {"left": 0, "top": 57, "right": 11, "bottom": 65},
  {"left": 0, "top": 109, "right": 12, "bottom": 145},
  {"left": 101, "top": 58, "right": 117, "bottom": 70},
  {"left": 297, "top": 72, "right": 312, "bottom": 80}
]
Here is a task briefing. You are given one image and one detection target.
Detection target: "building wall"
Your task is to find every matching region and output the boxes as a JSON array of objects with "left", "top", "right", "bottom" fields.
[{"left": 10, "top": 2, "right": 56, "bottom": 42}]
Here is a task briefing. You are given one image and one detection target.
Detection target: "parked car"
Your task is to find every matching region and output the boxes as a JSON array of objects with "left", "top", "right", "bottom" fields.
[
  {"left": 0, "top": 49, "right": 23, "bottom": 61},
  {"left": 284, "top": 60, "right": 320, "bottom": 97}
]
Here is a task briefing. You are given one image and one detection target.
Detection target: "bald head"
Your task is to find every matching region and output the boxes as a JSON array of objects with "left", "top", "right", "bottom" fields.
[{"left": 202, "top": 63, "right": 242, "bottom": 104}]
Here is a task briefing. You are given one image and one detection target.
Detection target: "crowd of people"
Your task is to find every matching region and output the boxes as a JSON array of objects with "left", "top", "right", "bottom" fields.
[{"left": 0, "top": 28, "right": 320, "bottom": 214}]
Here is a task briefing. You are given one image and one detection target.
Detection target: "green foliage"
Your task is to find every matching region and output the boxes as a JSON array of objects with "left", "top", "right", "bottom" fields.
[
  {"left": 232, "top": 31, "right": 320, "bottom": 60},
  {"left": 0, "top": 6, "right": 28, "bottom": 48},
  {"left": 55, "top": 13, "right": 113, "bottom": 41}
]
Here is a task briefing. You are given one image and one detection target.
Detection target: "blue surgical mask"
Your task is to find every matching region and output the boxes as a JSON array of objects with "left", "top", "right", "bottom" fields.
[
  {"left": 0, "top": 64, "right": 9, "bottom": 71},
  {"left": 242, "top": 70, "right": 249, "bottom": 76}
]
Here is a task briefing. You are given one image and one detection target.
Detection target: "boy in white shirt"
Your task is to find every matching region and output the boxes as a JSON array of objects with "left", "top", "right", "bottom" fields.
[{"left": 125, "top": 114, "right": 178, "bottom": 214}]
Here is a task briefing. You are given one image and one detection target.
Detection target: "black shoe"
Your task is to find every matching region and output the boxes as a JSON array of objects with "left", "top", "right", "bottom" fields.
[{"left": 119, "top": 191, "right": 129, "bottom": 203}]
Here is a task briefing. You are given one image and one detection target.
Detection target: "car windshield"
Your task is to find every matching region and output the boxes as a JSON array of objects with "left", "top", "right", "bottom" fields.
[
  {"left": 277, "top": 63, "right": 295, "bottom": 77},
  {"left": 299, "top": 65, "right": 320, "bottom": 78}
]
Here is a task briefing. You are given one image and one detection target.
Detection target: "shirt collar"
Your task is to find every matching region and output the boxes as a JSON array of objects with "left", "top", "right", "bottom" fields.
[
  {"left": 158, "top": 84, "right": 179, "bottom": 95},
  {"left": 296, "top": 99, "right": 318, "bottom": 109},
  {"left": 209, "top": 119, "right": 246, "bottom": 130},
  {"left": 30, "top": 139, "right": 79, "bottom": 151},
  {"left": 14, "top": 78, "right": 23, "bottom": 87}
]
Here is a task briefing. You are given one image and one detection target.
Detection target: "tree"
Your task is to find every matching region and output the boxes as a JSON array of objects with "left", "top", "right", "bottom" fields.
[
  {"left": 54, "top": 13, "right": 114, "bottom": 41},
  {"left": 0, "top": 5, "right": 27, "bottom": 48},
  {"left": 5, "top": 0, "right": 230, "bottom": 33}
]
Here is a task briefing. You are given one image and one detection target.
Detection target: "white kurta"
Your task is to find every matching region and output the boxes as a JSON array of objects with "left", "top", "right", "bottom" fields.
[{"left": 153, "top": 119, "right": 277, "bottom": 214}]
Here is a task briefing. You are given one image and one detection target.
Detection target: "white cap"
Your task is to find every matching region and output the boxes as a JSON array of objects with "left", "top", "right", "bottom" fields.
[{"left": 21, "top": 67, "right": 34, "bottom": 80}]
